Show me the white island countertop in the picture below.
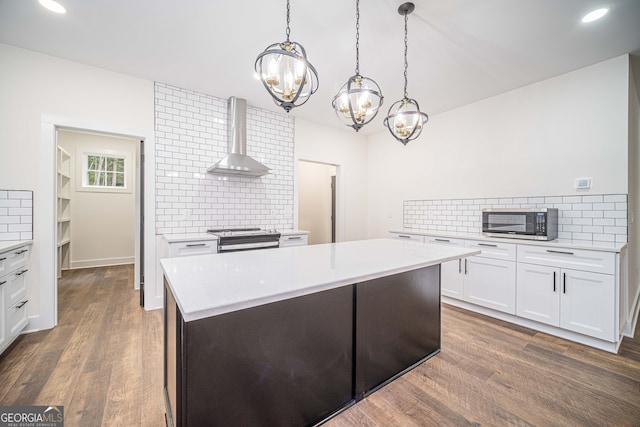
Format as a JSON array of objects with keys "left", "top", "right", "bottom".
[{"left": 161, "top": 238, "right": 480, "bottom": 322}]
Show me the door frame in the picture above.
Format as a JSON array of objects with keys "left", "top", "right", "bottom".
[
  {"left": 35, "top": 115, "right": 156, "bottom": 331},
  {"left": 294, "top": 155, "right": 344, "bottom": 243}
]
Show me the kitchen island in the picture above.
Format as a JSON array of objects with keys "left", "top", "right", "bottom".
[{"left": 161, "top": 238, "right": 479, "bottom": 426}]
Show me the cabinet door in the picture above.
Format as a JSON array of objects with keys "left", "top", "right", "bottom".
[
  {"left": 560, "top": 270, "right": 615, "bottom": 341},
  {"left": 441, "top": 259, "right": 464, "bottom": 299},
  {"left": 389, "top": 232, "right": 424, "bottom": 242},
  {"left": 464, "top": 257, "right": 516, "bottom": 314},
  {"left": 516, "top": 263, "right": 560, "bottom": 326},
  {"left": 425, "top": 237, "right": 465, "bottom": 299},
  {"left": 169, "top": 241, "right": 217, "bottom": 257}
]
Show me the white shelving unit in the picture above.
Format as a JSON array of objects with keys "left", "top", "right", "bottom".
[{"left": 57, "top": 146, "right": 71, "bottom": 278}]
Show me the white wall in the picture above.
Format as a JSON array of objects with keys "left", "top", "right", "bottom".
[
  {"left": 295, "top": 118, "right": 368, "bottom": 242},
  {"left": 298, "top": 161, "right": 336, "bottom": 245},
  {"left": 367, "top": 55, "right": 630, "bottom": 238},
  {"left": 0, "top": 43, "right": 155, "bottom": 330},
  {"left": 58, "top": 130, "right": 137, "bottom": 269}
]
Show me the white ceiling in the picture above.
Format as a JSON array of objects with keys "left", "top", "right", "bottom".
[{"left": 1, "top": 0, "right": 639, "bottom": 135}]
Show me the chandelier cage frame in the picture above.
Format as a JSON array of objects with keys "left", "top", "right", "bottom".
[
  {"left": 383, "top": 2, "right": 429, "bottom": 145},
  {"left": 254, "top": 0, "right": 319, "bottom": 113},
  {"left": 331, "top": 0, "right": 383, "bottom": 132}
]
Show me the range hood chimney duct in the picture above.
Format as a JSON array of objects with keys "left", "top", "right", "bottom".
[{"left": 207, "top": 97, "right": 271, "bottom": 177}]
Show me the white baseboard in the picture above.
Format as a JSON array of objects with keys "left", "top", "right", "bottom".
[
  {"left": 70, "top": 256, "right": 134, "bottom": 269},
  {"left": 624, "top": 284, "right": 640, "bottom": 338}
]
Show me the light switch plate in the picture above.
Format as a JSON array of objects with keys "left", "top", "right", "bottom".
[{"left": 575, "top": 178, "right": 592, "bottom": 190}]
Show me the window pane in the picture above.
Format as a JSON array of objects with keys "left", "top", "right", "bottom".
[
  {"left": 115, "top": 172, "right": 124, "bottom": 187},
  {"left": 116, "top": 158, "right": 124, "bottom": 173}
]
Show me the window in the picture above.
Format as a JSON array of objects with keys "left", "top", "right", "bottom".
[
  {"left": 86, "top": 154, "right": 125, "bottom": 188},
  {"left": 82, "top": 153, "right": 127, "bottom": 190}
]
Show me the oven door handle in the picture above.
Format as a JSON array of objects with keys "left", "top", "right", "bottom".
[{"left": 219, "top": 241, "right": 279, "bottom": 252}]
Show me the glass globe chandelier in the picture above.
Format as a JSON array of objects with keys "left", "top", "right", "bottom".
[
  {"left": 383, "top": 2, "right": 428, "bottom": 145},
  {"left": 255, "top": 0, "right": 319, "bottom": 113},
  {"left": 331, "top": 0, "right": 383, "bottom": 132}
]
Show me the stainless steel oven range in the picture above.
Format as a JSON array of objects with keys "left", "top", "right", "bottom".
[{"left": 207, "top": 228, "right": 281, "bottom": 252}]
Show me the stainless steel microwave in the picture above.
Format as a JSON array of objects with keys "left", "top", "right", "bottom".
[{"left": 482, "top": 208, "right": 558, "bottom": 241}]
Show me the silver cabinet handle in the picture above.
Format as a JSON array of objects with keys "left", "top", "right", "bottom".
[
  {"left": 458, "top": 258, "right": 462, "bottom": 274},
  {"left": 186, "top": 243, "right": 207, "bottom": 247},
  {"left": 0, "top": 281, "right": 6, "bottom": 286},
  {"left": 464, "top": 259, "right": 468, "bottom": 274},
  {"left": 14, "top": 249, "right": 28, "bottom": 254},
  {"left": 287, "top": 236, "right": 302, "bottom": 240},
  {"left": 553, "top": 271, "right": 557, "bottom": 292},
  {"left": 15, "top": 269, "right": 28, "bottom": 276},
  {"left": 16, "top": 300, "right": 28, "bottom": 309},
  {"left": 434, "top": 238, "right": 450, "bottom": 242},
  {"left": 478, "top": 243, "right": 497, "bottom": 247},
  {"left": 0, "top": 257, "right": 6, "bottom": 261},
  {"left": 547, "top": 249, "right": 574, "bottom": 255},
  {"left": 398, "top": 235, "right": 412, "bottom": 239}
]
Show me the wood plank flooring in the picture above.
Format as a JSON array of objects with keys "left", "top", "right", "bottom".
[{"left": 1, "top": 265, "right": 639, "bottom": 426}]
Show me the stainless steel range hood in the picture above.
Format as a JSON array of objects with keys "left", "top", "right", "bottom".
[{"left": 207, "top": 97, "right": 271, "bottom": 177}]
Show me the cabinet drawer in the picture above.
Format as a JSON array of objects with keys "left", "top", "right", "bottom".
[
  {"left": 465, "top": 240, "right": 516, "bottom": 261},
  {"left": 425, "top": 236, "right": 465, "bottom": 247},
  {"left": 0, "top": 246, "right": 30, "bottom": 277},
  {"left": 517, "top": 245, "right": 615, "bottom": 275},
  {"left": 389, "top": 232, "right": 424, "bottom": 242},
  {"left": 169, "top": 241, "right": 218, "bottom": 257},
  {"left": 2, "top": 268, "right": 28, "bottom": 309},
  {"left": 7, "top": 298, "right": 29, "bottom": 338},
  {"left": 280, "top": 235, "right": 308, "bottom": 247}
]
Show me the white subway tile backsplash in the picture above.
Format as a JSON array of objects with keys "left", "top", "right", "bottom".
[
  {"left": 0, "top": 190, "right": 33, "bottom": 241},
  {"left": 403, "top": 193, "right": 627, "bottom": 243},
  {"left": 155, "top": 83, "right": 294, "bottom": 233}
]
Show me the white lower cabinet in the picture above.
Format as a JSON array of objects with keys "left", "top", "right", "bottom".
[
  {"left": 279, "top": 234, "right": 309, "bottom": 247},
  {"left": 169, "top": 240, "right": 218, "bottom": 257},
  {"left": 517, "top": 262, "right": 615, "bottom": 341},
  {"left": 0, "top": 243, "right": 30, "bottom": 356},
  {"left": 425, "top": 237, "right": 464, "bottom": 298},
  {"left": 464, "top": 256, "right": 517, "bottom": 314},
  {"left": 390, "top": 230, "right": 623, "bottom": 351}
]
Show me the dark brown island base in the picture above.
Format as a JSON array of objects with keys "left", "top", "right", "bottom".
[{"left": 161, "top": 239, "right": 479, "bottom": 426}]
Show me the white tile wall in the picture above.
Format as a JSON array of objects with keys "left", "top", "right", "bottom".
[
  {"left": 404, "top": 194, "right": 628, "bottom": 243},
  {"left": 154, "top": 83, "right": 294, "bottom": 234},
  {"left": 0, "top": 190, "right": 33, "bottom": 241}
]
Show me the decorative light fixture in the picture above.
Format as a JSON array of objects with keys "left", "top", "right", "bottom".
[
  {"left": 331, "top": 0, "right": 383, "bottom": 132},
  {"left": 255, "top": 0, "right": 319, "bottom": 113},
  {"left": 383, "top": 2, "right": 428, "bottom": 145}
]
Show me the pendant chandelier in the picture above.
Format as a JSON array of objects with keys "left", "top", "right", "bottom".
[
  {"left": 331, "top": 0, "right": 383, "bottom": 132},
  {"left": 383, "top": 2, "right": 428, "bottom": 145},
  {"left": 255, "top": 0, "right": 319, "bottom": 113}
]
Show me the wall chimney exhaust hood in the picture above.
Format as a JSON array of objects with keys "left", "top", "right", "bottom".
[{"left": 207, "top": 97, "right": 271, "bottom": 177}]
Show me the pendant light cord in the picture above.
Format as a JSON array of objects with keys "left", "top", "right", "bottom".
[
  {"left": 355, "top": 0, "right": 360, "bottom": 75},
  {"left": 285, "top": 0, "right": 291, "bottom": 42},
  {"left": 403, "top": 10, "right": 409, "bottom": 99}
]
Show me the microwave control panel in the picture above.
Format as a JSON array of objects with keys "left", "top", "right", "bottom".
[{"left": 535, "top": 212, "right": 546, "bottom": 235}]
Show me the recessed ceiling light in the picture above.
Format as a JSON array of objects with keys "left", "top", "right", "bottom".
[
  {"left": 38, "top": 0, "right": 67, "bottom": 14},
  {"left": 581, "top": 7, "right": 610, "bottom": 23}
]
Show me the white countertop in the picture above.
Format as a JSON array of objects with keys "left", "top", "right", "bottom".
[
  {"left": 161, "top": 238, "right": 479, "bottom": 322},
  {"left": 162, "top": 229, "right": 309, "bottom": 244},
  {"left": 0, "top": 240, "right": 32, "bottom": 253},
  {"left": 390, "top": 229, "right": 627, "bottom": 253}
]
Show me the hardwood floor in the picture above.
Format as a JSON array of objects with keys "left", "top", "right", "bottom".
[
  {"left": 0, "top": 265, "right": 164, "bottom": 426},
  {"left": 1, "top": 265, "right": 639, "bottom": 426}
]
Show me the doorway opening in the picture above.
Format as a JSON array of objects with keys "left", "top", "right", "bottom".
[
  {"left": 55, "top": 129, "right": 144, "bottom": 303},
  {"left": 298, "top": 160, "right": 337, "bottom": 245}
]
